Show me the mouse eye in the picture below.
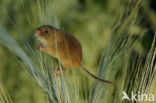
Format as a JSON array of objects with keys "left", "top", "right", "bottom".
[{"left": 44, "top": 30, "right": 48, "bottom": 33}]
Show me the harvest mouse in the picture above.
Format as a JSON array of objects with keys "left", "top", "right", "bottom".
[{"left": 34, "top": 25, "right": 115, "bottom": 87}]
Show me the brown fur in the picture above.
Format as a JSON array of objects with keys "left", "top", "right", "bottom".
[
  {"left": 35, "top": 25, "right": 82, "bottom": 68},
  {"left": 35, "top": 25, "right": 116, "bottom": 88}
]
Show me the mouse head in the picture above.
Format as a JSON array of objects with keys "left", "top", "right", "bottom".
[
  {"left": 35, "top": 25, "right": 55, "bottom": 39},
  {"left": 35, "top": 25, "right": 56, "bottom": 50}
]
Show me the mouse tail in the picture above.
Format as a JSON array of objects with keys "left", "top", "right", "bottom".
[{"left": 80, "top": 66, "right": 116, "bottom": 87}]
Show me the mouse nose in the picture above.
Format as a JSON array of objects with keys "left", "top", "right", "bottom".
[{"left": 35, "top": 30, "right": 40, "bottom": 36}]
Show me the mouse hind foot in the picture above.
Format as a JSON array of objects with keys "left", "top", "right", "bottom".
[{"left": 52, "top": 68, "right": 67, "bottom": 75}]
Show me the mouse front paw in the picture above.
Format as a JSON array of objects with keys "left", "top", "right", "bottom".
[
  {"left": 52, "top": 69, "right": 63, "bottom": 75},
  {"left": 37, "top": 45, "right": 41, "bottom": 50},
  {"left": 37, "top": 45, "right": 45, "bottom": 51}
]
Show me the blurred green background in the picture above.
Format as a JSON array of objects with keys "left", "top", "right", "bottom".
[{"left": 0, "top": 0, "right": 156, "bottom": 103}]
